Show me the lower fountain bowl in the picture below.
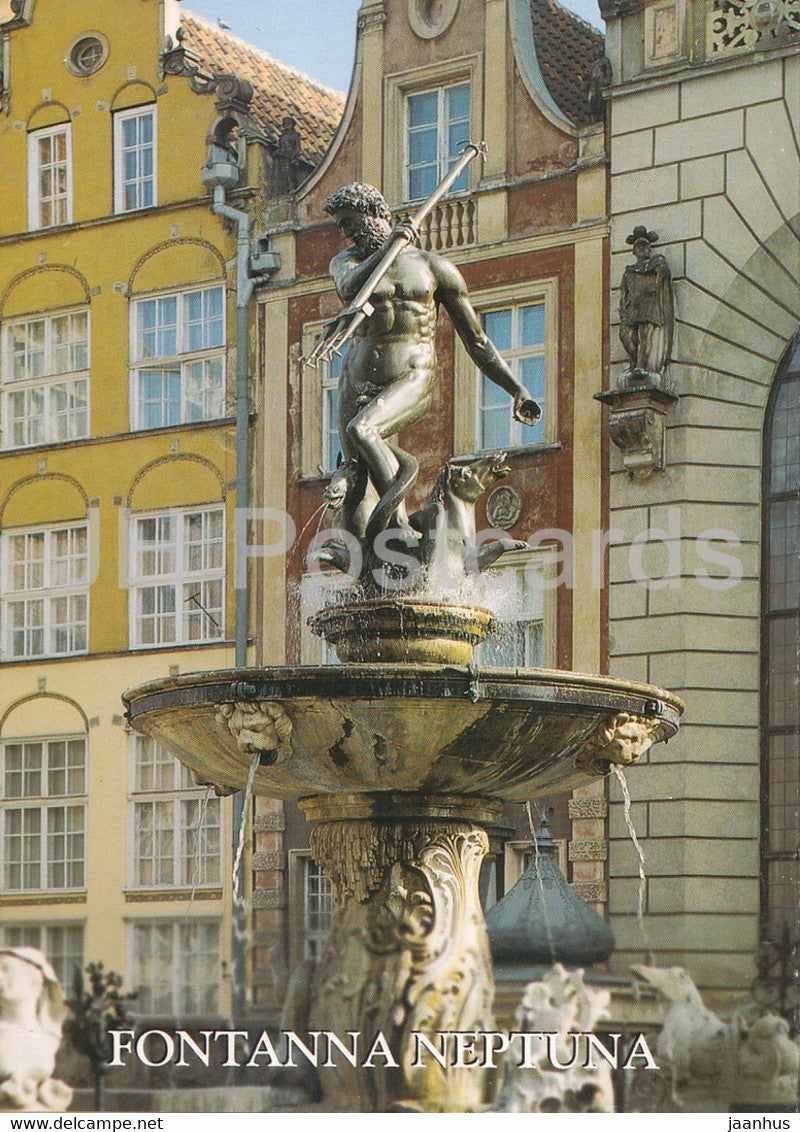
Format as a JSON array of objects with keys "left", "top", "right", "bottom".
[
  {"left": 308, "top": 599, "right": 493, "bottom": 664},
  {"left": 122, "top": 665, "right": 683, "bottom": 802}
]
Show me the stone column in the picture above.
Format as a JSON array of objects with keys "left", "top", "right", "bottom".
[{"left": 299, "top": 793, "right": 500, "bottom": 1112}]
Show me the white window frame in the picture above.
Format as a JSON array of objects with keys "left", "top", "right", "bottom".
[
  {"left": 114, "top": 104, "right": 157, "bottom": 214},
  {"left": 475, "top": 303, "right": 546, "bottom": 452},
  {"left": 128, "top": 505, "right": 225, "bottom": 649},
  {"left": 0, "top": 921, "right": 85, "bottom": 989},
  {"left": 128, "top": 735, "right": 221, "bottom": 890},
  {"left": 384, "top": 56, "right": 482, "bottom": 208},
  {"left": 288, "top": 849, "right": 333, "bottom": 967},
  {"left": 0, "top": 522, "right": 89, "bottom": 660},
  {"left": 1, "top": 307, "right": 90, "bottom": 450},
  {"left": 129, "top": 284, "right": 226, "bottom": 431},
  {"left": 404, "top": 80, "right": 471, "bottom": 203},
  {"left": 27, "top": 123, "right": 72, "bottom": 231},
  {"left": 300, "top": 321, "right": 343, "bottom": 478},
  {"left": 453, "top": 278, "right": 559, "bottom": 456},
  {"left": 0, "top": 735, "right": 87, "bottom": 894},
  {"left": 128, "top": 918, "right": 221, "bottom": 1017},
  {"left": 475, "top": 548, "right": 557, "bottom": 670},
  {"left": 320, "top": 352, "right": 343, "bottom": 476}
]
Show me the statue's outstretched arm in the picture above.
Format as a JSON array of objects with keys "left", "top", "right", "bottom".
[{"left": 435, "top": 257, "right": 541, "bottom": 426}]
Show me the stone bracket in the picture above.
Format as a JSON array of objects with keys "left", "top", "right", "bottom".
[{"left": 595, "top": 384, "right": 678, "bottom": 479}]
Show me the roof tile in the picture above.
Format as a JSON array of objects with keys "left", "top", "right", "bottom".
[
  {"left": 530, "top": 0, "right": 606, "bottom": 128},
  {"left": 180, "top": 10, "right": 345, "bottom": 166}
]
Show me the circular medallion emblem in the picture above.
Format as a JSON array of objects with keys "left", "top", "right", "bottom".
[
  {"left": 408, "top": 0, "right": 460, "bottom": 39},
  {"left": 486, "top": 485, "right": 523, "bottom": 530}
]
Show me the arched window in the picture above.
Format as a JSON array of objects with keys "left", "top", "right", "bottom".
[{"left": 761, "top": 330, "right": 800, "bottom": 947}]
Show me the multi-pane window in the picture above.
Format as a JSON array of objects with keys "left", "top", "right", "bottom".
[
  {"left": 405, "top": 82, "right": 470, "bottom": 201},
  {"left": 1, "top": 922, "right": 84, "bottom": 990},
  {"left": 477, "top": 303, "right": 546, "bottom": 450},
  {"left": 477, "top": 556, "right": 548, "bottom": 669},
  {"left": 28, "top": 124, "right": 71, "bottom": 230},
  {"left": 1, "top": 309, "right": 89, "bottom": 449},
  {"left": 0, "top": 737, "right": 87, "bottom": 893},
  {"left": 114, "top": 106, "right": 156, "bottom": 213},
  {"left": 129, "top": 507, "right": 225, "bottom": 647},
  {"left": 1, "top": 523, "right": 89, "bottom": 659},
  {"left": 762, "top": 336, "right": 799, "bottom": 944},
  {"left": 321, "top": 351, "right": 343, "bottom": 475},
  {"left": 302, "top": 856, "right": 333, "bottom": 961},
  {"left": 130, "top": 286, "right": 225, "bottom": 429},
  {"left": 130, "top": 735, "right": 221, "bottom": 889},
  {"left": 130, "top": 920, "right": 220, "bottom": 1016}
]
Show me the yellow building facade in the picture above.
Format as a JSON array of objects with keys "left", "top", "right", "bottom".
[{"left": 0, "top": 0, "right": 342, "bottom": 1021}]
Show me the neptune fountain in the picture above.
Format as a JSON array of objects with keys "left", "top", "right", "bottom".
[{"left": 122, "top": 157, "right": 683, "bottom": 1111}]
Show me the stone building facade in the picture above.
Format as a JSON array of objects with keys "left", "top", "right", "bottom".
[{"left": 601, "top": 0, "right": 799, "bottom": 1010}]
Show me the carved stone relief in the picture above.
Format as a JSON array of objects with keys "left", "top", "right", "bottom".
[
  {"left": 576, "top": 711, "right": 661, "bottom": 774},
  {"left": 215, "top": 701, "right": 293, "bottom": 764},
  {"left": 307, "top": 817, "right": 493, "bottom": 1111},
  {"left": 708, "top": 0, "right": 799, "bottom": 54},
  {"left": 486, "top": 485, "right": 523, "bottom": 530}
]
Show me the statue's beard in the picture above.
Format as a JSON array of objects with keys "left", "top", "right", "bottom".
[{"left": 352, "top": 216, "right": 390, "bottom": 257}]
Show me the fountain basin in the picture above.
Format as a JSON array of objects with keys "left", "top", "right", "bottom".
[
  {"left": 309, "top": 600, "right": 493, "bottom": 664},
  {"left": 122, "top": 665, "right": 683, "bottom": 801}
]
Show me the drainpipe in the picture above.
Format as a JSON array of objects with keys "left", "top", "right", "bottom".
[
  {"left": 212, "top": 181, "right": 254, "bottom": 1027},
  {"left": 206, "top": 162, "right": 279, "bottom": 1027},
  {"left": 212, "top": 182, "right": 254, "bottom": 670}
]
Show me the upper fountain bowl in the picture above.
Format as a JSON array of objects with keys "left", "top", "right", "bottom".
[{"left": 122, "top": 665, "right": 683, "bottom": 802}]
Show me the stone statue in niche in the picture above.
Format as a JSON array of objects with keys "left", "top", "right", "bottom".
[
  {"left": 275, "top": 116, "right": 306, "bottom": 192},
  {"left": 586, "top": 56, "right": 613, "bottom": 122},
  {"left": 0, "top": 948, "right": 72, "bottom": 1112},
  {"left": 618, "top": 225, "right": 674, "bottom": 388}
]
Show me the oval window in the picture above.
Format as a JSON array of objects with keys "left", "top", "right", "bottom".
[{"left": 66, "top": 34, "right": 108, "bottom": 77}]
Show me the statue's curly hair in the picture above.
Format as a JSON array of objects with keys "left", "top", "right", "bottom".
[{"left": 324, "top": 183, "right": 392, "bottom": 225}]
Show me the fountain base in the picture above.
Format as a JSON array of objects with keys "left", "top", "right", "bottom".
[{"left": 297, "top": 793, "right": 499, "bottom": 1111}]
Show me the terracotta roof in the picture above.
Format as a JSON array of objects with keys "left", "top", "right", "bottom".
[
  {"left": 180, "top": 10, "right": 345, "bottom": 166},
  {"left": 530, "top": 0, "right": 606, "bottom": 128}
]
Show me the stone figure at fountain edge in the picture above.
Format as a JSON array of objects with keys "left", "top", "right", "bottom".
[{"left": 316, "top": 182, "right": 541, "bottom": 562}]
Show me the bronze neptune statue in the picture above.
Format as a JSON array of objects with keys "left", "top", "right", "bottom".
[{"left": 308, "top": 150, "right": 539, "bottom": 588}]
